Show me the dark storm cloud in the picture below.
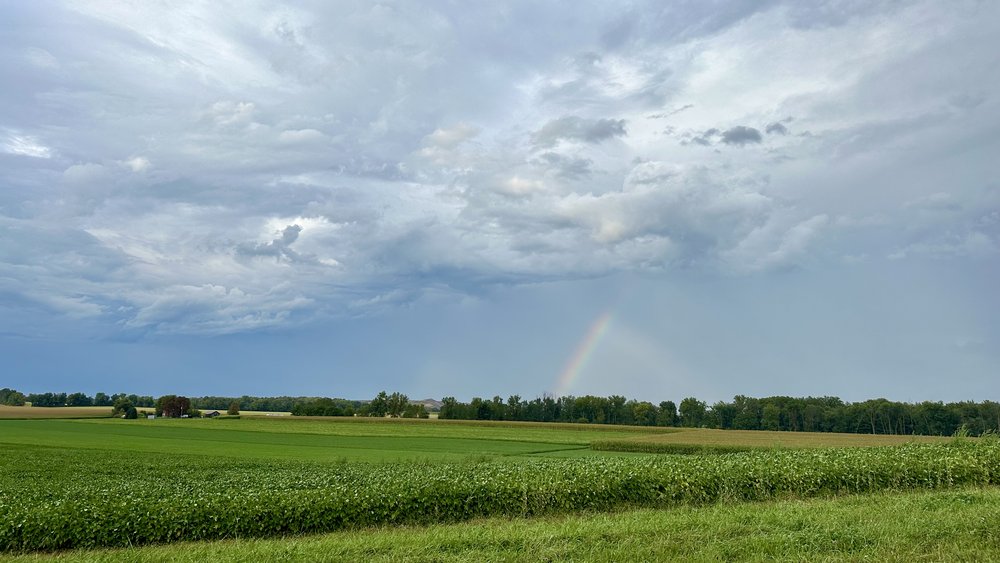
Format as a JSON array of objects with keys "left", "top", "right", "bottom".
[
  {"left": 687, "top": 128, "right": 720, "bottom": 146},
  {"left": 721, "top": 126, "right": 763, "bottom": 145}
]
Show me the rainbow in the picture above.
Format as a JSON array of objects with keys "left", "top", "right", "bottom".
[{"left": 551, "top": 310, "right": 613, "bottom": 397}]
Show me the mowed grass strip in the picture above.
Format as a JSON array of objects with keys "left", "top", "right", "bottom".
[
  {"left": 0, "top": 406, "right": 112, "bottom": 419},
  {"left": 0, "top": 419, "right": 589, "bottom": 462},
  {"left": 73, "top": 415, "right": 672, "bottom": 445},
  {"left": 5, "top": 487, "right": 999, "bottom": 562}
]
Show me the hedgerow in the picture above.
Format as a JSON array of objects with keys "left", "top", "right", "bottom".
[{"left": 1, "top": 441, "right": 998, "bottom": 552}]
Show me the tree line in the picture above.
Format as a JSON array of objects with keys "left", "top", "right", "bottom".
[
  {"left": 291, "top": 391, "right": 429, "bottom": 418},
  {"left": 0, "top": 388, "right": 429, "bottom": 419},
  {"left": 438, "top": 394, "right": 1000, "bottom": 436},
  {"left": 4, "top": 387, "right": 998, "bottom": 436},
  {"left": 0, "top": 390, "right": 156, "bottom": 408}
]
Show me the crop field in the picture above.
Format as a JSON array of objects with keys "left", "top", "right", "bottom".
[
  {"left": 592, "top": 426, "right": 950, "bottom": 454},
  {"left": 0, "top": 417, "right": 997, "bottom": 557},
  {"left": 4, "top": 487, "right": 999, "bottom": 562}
]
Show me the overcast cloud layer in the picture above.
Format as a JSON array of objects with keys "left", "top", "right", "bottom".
[{"left": 1, "top": 1, "right": 998, "bottom": 401}]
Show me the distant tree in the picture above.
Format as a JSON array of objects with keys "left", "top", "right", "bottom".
[
  {"left": 227, "top": 401, "right": 240, "bottom": 415},
  {"left": 123, "top": 406, "right": 138, "bottom": 419},
  {"left": 0, "top": 388, "right": 26, "bottom": 406},
  {"left": 761, "top": 403, "right": 782, "bottom": 430},
  {"left": 632, "top": 401, "right": 658, "bottom": 426},
  {"left": 438, "top": 397, "right": 459, "bottom": 419},
  {"left": 402, "top": 403, "right": 428, "bottom": 419},
  {"left": 112, "top": 398, "right": 134, "bottom": 417},
  {"left": 679, "top": 397, "right": 707, "bottom": 427},
  {"left": 710, "top": 401, "right": 737, "bottom": 429},
  {"left": 66, "top": 392, "right": 93, "bottom": 407},
  {"left": 608, "top": 395, "right": 628, "bottom": 425},
  {"left": 658, "top": 401, "right": 678, "bottom": 426},
  {"left": 367, "top": 391, "right": 389, "bottom": 417},
  {"left": 386, "top": 392, "right": 409, "bottom": 418},
  {"left": 156, "top": 395, "right": 191, "bottom": 418},
  {"left": 93, "top": 392, "right": 112, "bottom": 407},
  {"left": 731, "top": 395, "right": 762, "bottom": 430},
  {"left": 506, "top": 395, "right": 523, "bottom": 420}
]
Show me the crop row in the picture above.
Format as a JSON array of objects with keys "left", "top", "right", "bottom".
[
  {"left": 1, "top": 441, "right": 999, "bottom": 552},
  {"left": 590, "top": 440, "right": 756, "bottom": 455}
]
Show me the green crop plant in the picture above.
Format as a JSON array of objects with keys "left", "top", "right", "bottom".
[{"left": 1, "top": 441, "right": 999, "bottom": 552}]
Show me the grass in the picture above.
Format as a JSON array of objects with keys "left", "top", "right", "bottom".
[
  {"left": 0, "top": 417, "right": 960, "bottom": 463},
  {"left": 4, "top": 487, "right": 998, "bottom": 562},
  {"left": 70, "top": 416, "right": 675, "bottom": 447},
  {"left": 0, "top": 406, "right": 112, "bottom": 419},
  {"left": 0, "top": 419, "right": 601, "bottom": 462}
]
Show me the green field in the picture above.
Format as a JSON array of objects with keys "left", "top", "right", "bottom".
[
  {"left": 1, "top": 416, "right": 998, "bottom": 558},
  {"left": 4, "top": 487, "right": 998, "bottom": 562},
  {"left": 0, "top": 419, "right": 606, "bottom": 462},
  {"left": 0, "top": 406, "right": 114, "bottom": 419}
]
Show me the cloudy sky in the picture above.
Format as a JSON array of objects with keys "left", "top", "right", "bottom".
[{"left": 1, "top": 1, "right": 997, "bottom": 402}]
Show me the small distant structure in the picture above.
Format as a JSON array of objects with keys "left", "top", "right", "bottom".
[
  {"left": 147, "top": 414, "right": 155, "bottom": 420},
  {"left": 204, "top": 411, "right": 220, "bottom": 418}
]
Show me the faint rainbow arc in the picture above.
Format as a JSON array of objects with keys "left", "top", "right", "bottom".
[{"left": 551, "top": 310, "right": 614, "bottom": 397}]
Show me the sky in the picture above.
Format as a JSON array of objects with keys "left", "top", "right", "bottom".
[{"left": 1, "top": 1, "right": 998, "bottom": 403}]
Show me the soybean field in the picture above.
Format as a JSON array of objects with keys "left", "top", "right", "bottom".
[{"left": 0, "top": 416, "right": 997, "bottom": 559}]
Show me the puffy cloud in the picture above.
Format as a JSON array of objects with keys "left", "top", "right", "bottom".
[
  {"left": 765, "top": 122, "right": 789, "bottom": 135},
  {"left": 685, "top": 126, "right": 764, "bottom": 147},
  {"left": 0, "top": 0, "right": 998, "bottom": 338},
  {"left": 721, "top": 126, "right": 763, "bottom": 145}
]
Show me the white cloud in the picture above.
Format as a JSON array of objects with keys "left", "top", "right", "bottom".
[
  {"left": 424, "top": 123, "right": 480, "bottom": 149},
  {"left": 278, "top": 129, "right": 326, "bottom": 144},
  {"left": 62, "top": 163, "right": 107, "bottom": 184},
  {"left": 1, "top": 0, "right": 998, "bottom": 337},
  {"left": 123, "top": 156, "right": 151, "bottom": 173},
  {"left": 2, "top": 133, "right": 51, "bottom": 158}
]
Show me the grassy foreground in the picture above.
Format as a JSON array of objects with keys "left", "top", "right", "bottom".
[{"left": 5, "top": 487, "right": 999, "bottom": 562}]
